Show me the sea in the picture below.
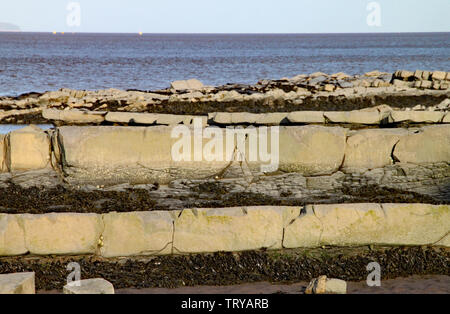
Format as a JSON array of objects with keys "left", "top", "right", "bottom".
[{"left": 0, "top": 32, "right": 449, "bottom": 97}]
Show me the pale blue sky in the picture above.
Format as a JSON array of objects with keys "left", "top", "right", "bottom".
[{"left": 1, "top": 0, "right": 449, "bottom": 33}]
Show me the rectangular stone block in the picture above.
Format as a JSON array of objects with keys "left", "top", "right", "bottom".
[
  {"left": 343, "top": 129, "right": 410, "bottom": 171},
  {"left": 6, "top": 125, "right": 50, "bottom": 171},
  {"left": 105, "top": 112, "right": 207, "bottom": 126},
  {"left": 432, "top": 71, "right": 446, "bottom": 81},
  {"left": 100, "top": 211, "right": 177, "bottom": 257},
  {"left": 0, "top": 272, "right": 35, "bottom": 294},
  {"left": 173, "top": 206, "right": 299, "bottom": 253},
  {"left": 324, "top": 110, "right": 383, "bottom": 124},
  {"left": 381, "top": 204, "right": 450, "bottom": 246},
  {"left": 58, "top": 126, "right": 230, "bottom": 184},
  {"left": 284, "top": 204, "right": 385, "bottom": 248},
  {"left": 287, "top": 111, "right": 325, "bottom": 123},
  {"left": 284, "top": 203, "right": 450, "bottom": 248},
  {"left": 283, "top": 205, "right": 322, "bottom": 248},
  {"left": 0, "top": 214, "right": 27, "bottom": 256},
  {"left": 276, "top": 126, "right": 347, "bottom": 175},
  {"left": 391, "top": 111, "right": 445, "bottom": 123},
  {"left": 20, "top": 213, "right": 103, "bottom": 255},
  {"left": 255, "top": 113, "right": 287, "bottom": 125},
  {"left": 393, "top": 125, "right": 450, "bottom": 164},
  {"left": 43, "top": 108, "right": 105, "bottom": 124}
]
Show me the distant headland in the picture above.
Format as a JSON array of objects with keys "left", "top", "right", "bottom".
[{"left": 0, "top": 22, "right": 21, "bottom": 32}]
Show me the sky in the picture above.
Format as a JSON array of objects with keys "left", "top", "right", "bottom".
[{"left": 0, "top": 0, "right": 449, "bottom": 33}]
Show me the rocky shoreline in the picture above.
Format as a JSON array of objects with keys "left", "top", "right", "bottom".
[
  {"left": 0, "top": 70, "right": 449, "bottom": 125},
  {"left": 1, "top": 70, "right": 449, "bottom": 291}
]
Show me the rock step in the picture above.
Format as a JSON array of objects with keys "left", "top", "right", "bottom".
[
  {"left": 40, "top": 106, "right": 450, "bottom": 125},
  {"left": 0, "top": 204, "right": 448, "bottom": 257},
  {"left": 0, "top": 272, "right": 35, "bottom": 294},
  {"left": 1, "top": 124, "right": 449, "bottom": 186}
]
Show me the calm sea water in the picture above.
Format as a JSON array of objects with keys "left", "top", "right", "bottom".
[{"left": 0, "top": 32, "right": 449, "bottom": 96}]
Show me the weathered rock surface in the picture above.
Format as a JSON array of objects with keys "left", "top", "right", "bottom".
[
  {"left": 343, "top": 129, "right": 410, "bottom": 171},
  {"left": 63, "top": 278, "right": 114, "bottom": 294},
  {"left": 284, "top": 203, "right": 450, "bottom": 248},
  {"left": 0, "top": 70, "right": 448, "bottom": 125},
  {"left": 173, "top": 206, "right": 299, "bottom": 253},
  {"left": 0, "top": 214, "right": 27, "bottom": 256},
  {"left": 170, "top": 79, "right": 204, "bottom": 91},
  {"left": 305, "top": 275, "right": 347, "bottom": 294},
  {"left": 101, "top": 211, "right": 177, "bottom": 257},
  {"left": 43, "top": 108, "right": 105, "bottom": 124},
  {"left": 0, "top": 204, "right": 448, "bottom": 257},
  {"left": 393, "top": 125, "right": 450, "bottom": 164},
  {"left": 277, "top": 126, "right": 347, "bottom": 175},
  {"left": 6, "top": 125, "right": 50, "bottom": 171},
  {"left": 0, "top": 272, "right": 35, "bottom": 294},
  {"left": 20, "top": 213, "right": 103, "bottom": 255}
]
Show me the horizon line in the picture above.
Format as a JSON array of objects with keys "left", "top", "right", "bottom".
[{"left": 1, "top": 31, "right": 450, "bottom": 35}]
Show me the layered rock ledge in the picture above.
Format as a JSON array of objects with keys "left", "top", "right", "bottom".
[
  {"left": 1, "top": 204, "right": 448, "bottom": 257},
  {"left": 0, "top": 123, "right": 448, "bottom": 210},
  {"left": 0, "top": 71, "right": 449, "bottom": 289},
  {"left": 0, "top": 70, "right": 449, "bottom": 125}
]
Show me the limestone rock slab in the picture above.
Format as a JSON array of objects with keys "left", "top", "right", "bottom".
[
  {"left": 284, "top": 203, "right": 450, "bottom": 248},
  {"left": 0, "top": 272, "right": 35, "bottom": 294},
  {"left": 0, "top": 214, "right": 27, "bottom": 256},
  {"left": 171, "top": 79, "right": 204, "bottom": 91},
  {"left": 20, "top": 213, "right": 103, "bottom": 255},
  {"left": 100, "top": 211, "right": 177, "bottom": 257},
  {"left": 287, "top": 111, "right": 325, "bottom": 124},
  {"left": 393, "top": 125, "right": 450, "bottom": 164},
  {"left": 277, "top": 126, "right": 347, "bottom": 175},
  {"left": 391, "top": 111, "right": 445, "bottom": 123},
  {"left": 43, "top": 108, "right": 105, "bottom": 124},
  {"left": 6, "top": 125, "right": 50, "bottom": 171},
  {"left": 63, "top": 278, "right": 114, "bottom": 294},
  {"left": 343, "top": 129, "right": 410, "bottom": 170},
  {"left": 173, "top": 206, "right": 300, "bottom": 253},
  {"left": 58, "top": 126, "right": 229, "bottom": 184},
  {"left": 380, "top": 204, "right": 450, "bottom": 246}
]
